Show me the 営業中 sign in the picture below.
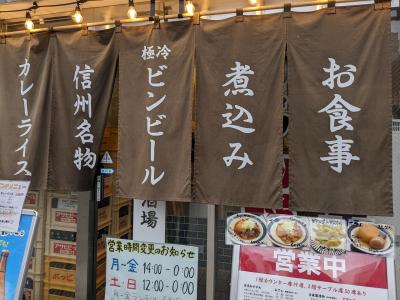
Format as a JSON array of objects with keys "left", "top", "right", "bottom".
[
  {"left": 106, "top": 238, "right": 198, "bottom": 300},
  {"left": 133, "top": 199, "right": 166, "bottom": 243},
  {"left": 0, "top": 180, "right": 30, "bottom": 232},
  {"left": 230, "top": 245, "right": 396, "bottom": 300}
]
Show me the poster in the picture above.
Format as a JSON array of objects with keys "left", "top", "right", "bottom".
[
  {"left": 106, "top": 238, "right": 198, "bottom": 300},
  {"left": 133, "top": 199, "right": 166, "bottom": 243},
  {"left": 0, "top": 180, "right": 30, "bottom": 232},
  {"left": 0, "top": 211, "right": 37, "bottom": 300},
  {"left": 231, "top": 246, "right": 396, "bottom": 300}
]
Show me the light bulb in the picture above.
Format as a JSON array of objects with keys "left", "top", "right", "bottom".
[
  {"left": 25, "top": 12, "right": 34, "bottom": 30},
  {"left": 185, "top": 0, "right": 195, "bottom": 16},
  {"left": 248, "top": 0, "right": 258, "bottom": 5},
  {"left": 127, "top": 5, "right": 137, "bottom": 19},
  {"left": 72, "top": 5, "right": 83, "bottom": 23}
]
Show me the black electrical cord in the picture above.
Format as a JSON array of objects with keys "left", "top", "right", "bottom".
[{"left": 0, "top": 0, "right": 101, "bottom": 14}]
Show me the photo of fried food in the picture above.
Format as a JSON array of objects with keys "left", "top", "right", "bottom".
[
  {"left": 276, "top": 221, "right": 303, "bottom": 244},
  {"left": 233, "top": 218, "right": 261, "bottom": 240}
]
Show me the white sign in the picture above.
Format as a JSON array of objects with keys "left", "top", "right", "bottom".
[
  {"left": 106, "top": 238, "right": 198, "bottom": 300},
  {"left": 133, "top": 199, "right": 166, "bottom": 243},
  {"left": 0, "top": 180, "right": 30, "bottom": 232},
  {"left": 101, "top": 151, "right": 113, "bottom": 164},
  {"left": 238, "top": 271, "right": 388, "bottom": 300}
]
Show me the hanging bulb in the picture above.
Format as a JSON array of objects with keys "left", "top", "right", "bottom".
[
  {"left": 248, "top": 0, "right": 258, "bottom": 5},
  {"left": 127, "top": 0, "right": 137, "bottom": 19},
  {"left": 25, "top": 11, "right": 34, "bottom": 30},
  {"left": 185, "top": 0, "right": 195, "bottom": 16},
  {"left": 72, "top": 4, "right": 83, "bottom": 24}
]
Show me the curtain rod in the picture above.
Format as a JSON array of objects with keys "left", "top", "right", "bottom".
[{"left": 0, "top": 0, "right": 389, "bottom": 37}]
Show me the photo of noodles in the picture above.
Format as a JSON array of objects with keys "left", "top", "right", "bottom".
[{"left": 313, "top": 223, "right": 345, "bottom": 248}]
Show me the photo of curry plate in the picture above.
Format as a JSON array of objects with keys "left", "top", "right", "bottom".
[
  {"left": 266, "top": 216, "right": 309, "bottom": 248},
  {"left": 347, "top": 221, "right": 394, "bottom": 255},
  {"left": 227, "top": 213, "right": 267, "bottom": 245}
]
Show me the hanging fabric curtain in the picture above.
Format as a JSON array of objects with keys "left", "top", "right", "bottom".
[
  {"left": 0, "top": 33, "right": 52, "bottom": 189},
  {"left": 117, "top": 20, "right": 194, "bottom": 201},
  {"left": 194, "top": 14, "right": 285, "bottom": 207},
  {"left": 48, "top": 29, "right": 118, "bottom": 190},
  {"left": 287, "top": 5, "right": 392, "bottom": 215}
]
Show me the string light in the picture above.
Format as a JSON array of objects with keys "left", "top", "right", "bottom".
[
  {"left": 25, "top": 11, "right": 34, "bottom": 30},
  {"left": 127, "top": 0, "right": 137, "bottom": 19},
  {"left": 72, "top": 3, "right": 83, "bottom": 23},
  {"left": 185, "top": 0, "right": 195, "bottom": 16}
]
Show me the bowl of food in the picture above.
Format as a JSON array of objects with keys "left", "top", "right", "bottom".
[
  {"left": 310, "top": 218, "right": 346, "bottom": 255},
  {"left": 267, "top": 216, "right": 309, "bottom": 248},
  {"left": 227, "top": 213, "right": 267, "bottom": 245},
  {"left": 347, "top": 221, "right": 394, "bottom": 255}
]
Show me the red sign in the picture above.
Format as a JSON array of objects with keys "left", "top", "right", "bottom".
[
  {"left": 236, "top": 246, "right": 390, "bottom": 300},
  {"left": 53, "top": 243, "right": 77, "bottom": 256},
  {"left": 55, "top": 211, "right": 77, "bottom": 224},
  {"left": 25, "top": 193, "right": 37, "bottom": 206},
  {"left": 240, "top": 246, "right": 387, "bottom": 289}
]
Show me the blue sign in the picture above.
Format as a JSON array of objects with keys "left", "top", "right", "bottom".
[{"left": 0, "top": 211, "right": 37, "bottom": 300}]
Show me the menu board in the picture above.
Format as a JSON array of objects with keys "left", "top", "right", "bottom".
[
  {"left": 230, "top": 245, "right": 396, "bottom": 300},
  {"left": 0, "top": 180, "right": 30, "bottom": 232},
  {"left": 106, "top": 238, "right": 198, "bottom": 300}
]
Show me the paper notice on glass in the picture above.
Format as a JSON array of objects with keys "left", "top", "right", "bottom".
[
  {"left": 106, "top": 238, "right": 198, "bottom": 300},
  {"left": 133, "top": 199, "right": 166, "bottom": 243},
  {"left": 0, "top": 180, "right": 30, "bottom": 232}
]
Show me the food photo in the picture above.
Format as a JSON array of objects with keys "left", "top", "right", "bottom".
[
  {"left": 347, "top": 221, "right": 394, "bottom": 255},
  {"left": 266, "top": 216, "right": 309, "bottom": 248}
]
